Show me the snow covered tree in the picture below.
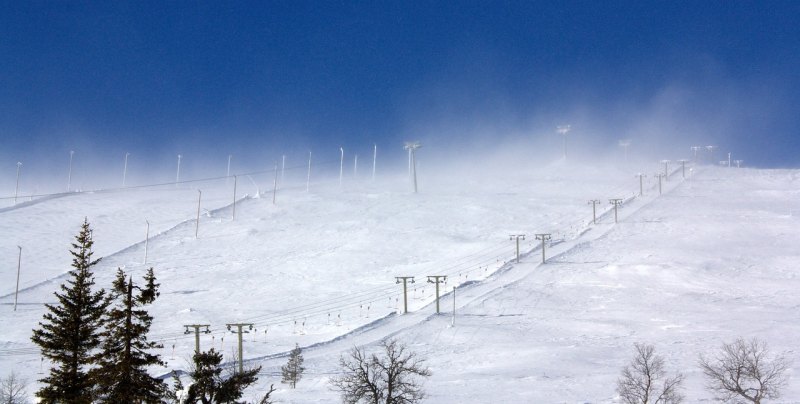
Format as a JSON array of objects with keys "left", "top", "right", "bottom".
[
  {"left": 31, "top": 219, "right": 109, "bottom": 403},
  {"left": 0, "top": 372, "right": 29, "bottom": 404},
  {"left": 699, "top": 337, "right": 789, "bottom": 404},
  {"left": 182, "top": 348, "right": 260, "bottom": 404},
  {"left": 162, "top": 372, "right": 185, "bottom": 404},
  {"left": 330, "top": 339, "right": 431, "bottom": 404},
  {"left": 616, "top": 343, "right": 684, "bottom": 404},
  {"left": 95, "top": 267, "right": 165, "bottom": 403},
  {"left": 281, "top": 343, "right": 304, "bottom": 388}
]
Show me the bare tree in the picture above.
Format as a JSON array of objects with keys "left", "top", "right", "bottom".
[
  {"left": 257, "top": 384, "right": 276, "bottom": 404},
  {"left": 0, "top": 372, "right": 29, "bottom": 404},
  {"left": 617, "top": 343, "right": 684, "bottom": 404},
  {"left": 699, "top": 337, "right": 790, "bottom": 403},
  {"left": 330, "top": 339, "right": 431, "bottom": 404}
]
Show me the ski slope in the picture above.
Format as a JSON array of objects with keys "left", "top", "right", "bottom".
[{"left": 1, "top": 161, "right": 798, "bottom": 403}]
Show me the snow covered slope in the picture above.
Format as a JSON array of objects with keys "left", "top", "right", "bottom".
[{"left": 2, "top": 163, "right": 798, "bottom": 403}]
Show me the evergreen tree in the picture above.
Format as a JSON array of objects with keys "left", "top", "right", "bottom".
[
  {"left": 183, "top": 349, "right": 260, "bottom": 404},
  {"left": 95, "top": 267, "right": 165, "bottom": 403},
  {"left": 281, "top": 344, "right": 304, "bottom": 389},
  {"left": 163, "top": 372, "right": 185, "bottom": 404},
  {"left": 31, "top": 219, "right": 109, "bottom": 403}
]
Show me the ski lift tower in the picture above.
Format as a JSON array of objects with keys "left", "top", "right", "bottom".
[
  {"left": 403, "top": 141, "right": 421, "bottom": 193},
  {"left": 618, "top": 140, "right": 631, "bottom": 164},
  {"left": 705, "top": 145, "right": 717, "bottom": 165},
  {"left": 691, "top": 146, "right": 702, "bottom": 163},
  {"left": 557, "top": 125, "right": 571, "bottom": 160}
]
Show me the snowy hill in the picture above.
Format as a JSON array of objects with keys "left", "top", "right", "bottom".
[{"left": 1, "top": 161, "right": 798, "bottom": 403}]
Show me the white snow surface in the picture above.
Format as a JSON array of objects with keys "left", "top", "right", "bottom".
[{"left": 1, "top": 163, "right": 799, "bottom": 403}]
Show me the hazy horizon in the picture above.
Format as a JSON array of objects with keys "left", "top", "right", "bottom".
[{"left": 3, "top": 2, "right": 799, "bottom": 195}]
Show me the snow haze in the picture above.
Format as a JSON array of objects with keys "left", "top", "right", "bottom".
[{"left": 1, "top": 148, "right": 799, "bottom": 402}]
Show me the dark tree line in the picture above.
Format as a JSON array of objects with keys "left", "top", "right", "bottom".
[{"left": 29, "top": 219, "right": 263, "bottom": 403}]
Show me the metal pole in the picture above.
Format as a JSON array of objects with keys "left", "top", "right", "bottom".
[
  {"left": 395, "top": 276, "right": 414, "bottom": 314},
  {"left": 238, "top": 328, "right": 243, "bottom": 373},
  {"left": 706, "top": 146, "right": 716, "bottom": 165},
  {"left": 232, "top": 175, "right": 238, "bottom": 220},
  {"left": 372, "top": 144, "right": 377, "bottom": 182},
  {"left": 306, "top": 151, "right": 311, "bottom": 192},
  {"left": 123, "top": 152, "right": 130, "bottom": 187},
  {"left": 226, "top": 323, "right": 253, "bottom": 374},
  {"left": 542, "top": 238, "right": 545, "bottom": 263},
  {"left": 557, "top": 125, "right": 570, "bottom": 160},
  {"left": 427, "top": 276, "right": 447, "bottom": 314},
  {"left": 691, "top": 146, "right": 700, "bottom": 163},
  {"left": 404, "top": 142, "right": 421, "bottom": 192},
  {"left": 404, "top": 281, "right": 408, "bottom": 313},
  {"left": 509, "top": 235, "right": 525, "bottom": 263},
  {"left": 339, "top": 147, "right": 344, "bottom": 186},
  {"left": 407, "top": 148, "right": 412, "bottom": 177},
  {"left": 619, "top": 140, "right": 630, "bottom": 163},
  {"left": 435, "top": 279, "right": 439, "bottom": 313},
  {"left": 452, "top": 286, "right": 456, "bottom": 326},
  {"left": 227, "top": 154, "right": 232, "bottom": 182},
  {"left": 510, "top": 235, "right": 516, "bottom": 263},
  {"left": 354, "top": 155, "right": 358, "bottom": 177},
  {"left": 184, "top": 324, "right": 210, "bottom": 354},
  {"left": 535, "top": 234, "right": 551, "bottom": 264},
  {"left": 195, "top": 190, "right": 201, "bottom": 238},
  {"left": 176, "top": 154, "right": 182, "bottom": 185},
  {"left": 588, "top": 200, "right": 600, "bottom": 224},
  {"left": 14, "top": 162, "right": 21, "bottom": 205},
  {"left": 144, "top": 220, "right": 150, "bottom": 265},
  {"left": 281, "top": 155, "right": 286, "bottom": 183},
  {"left": 637, "top": 173, "right": 646, "bottom": 196},
  {"left": 639, "top": 174, "right": 645, "bottom": 196},
  {"left": 412, "top": 149, "right": 418, "bottom": 193},
  {"left": 67, "top": 150, "right": 74, "bottom": 191},
  {"left": 14, "top": 246, "right": 21, "bottom": 311},
  {"left": 609, "top": 199, "right": 623, "bottom": 223},
  {"left": 272, "top": 163, "right": 278, "bottom": 205}
]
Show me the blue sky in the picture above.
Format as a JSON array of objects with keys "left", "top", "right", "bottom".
[{"left": 2, "top": 1, "right": 799, "bottom": 172}]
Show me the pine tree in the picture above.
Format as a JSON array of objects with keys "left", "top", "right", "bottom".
[
  {"left": 183, "top": 349, "right": 260, "bottom": 404},
  {"left": 281, "top": 344, "right": 304, "bottom": 389},
  {"left": 95, "top": 267, "right": 165, "bottom": 403},
  {"left": 31, "top": 219, "right": 109, "bottom": 404}
]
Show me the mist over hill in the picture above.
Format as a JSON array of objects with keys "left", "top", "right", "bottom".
[{"left": 1, "top": 150, "right": 798, "bottom": 402}]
